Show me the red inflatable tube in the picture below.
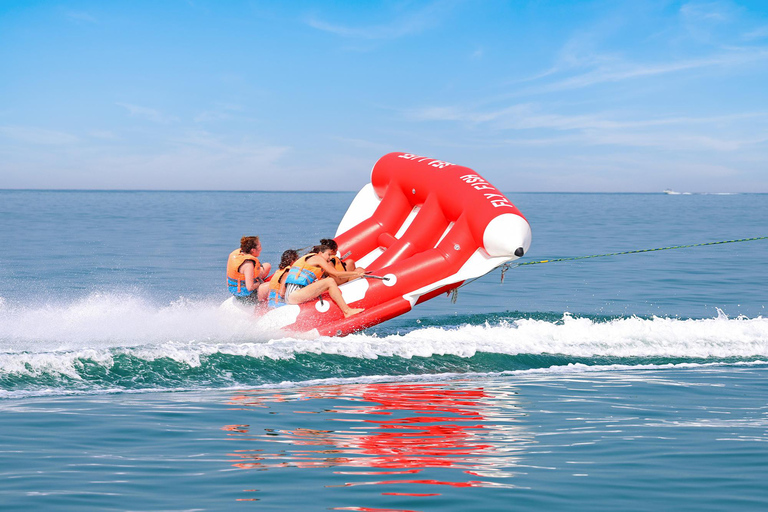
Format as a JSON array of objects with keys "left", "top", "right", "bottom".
[{"left": 259, "top": 152, "right": 532, "bottom": 336}]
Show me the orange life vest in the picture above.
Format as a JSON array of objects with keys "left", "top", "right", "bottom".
[
  {"left": 284, "top": 254, "right": 324, "bottom": 288},
  {"left": 226, "top": 249, "right": 261, "bottom": 296},
  {"left": 267, "top": 267, "right": 291, "bottom": 308},
  {"left": 330, "top": 255, "right": 347, "bottom": 272}
]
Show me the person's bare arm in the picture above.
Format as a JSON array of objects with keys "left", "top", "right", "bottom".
[
  {"left": 313, "top": 257, "right": 365, "bottom": 280},
  {"left": 241, "top": 261, "right": 259, "bottom": 292}
]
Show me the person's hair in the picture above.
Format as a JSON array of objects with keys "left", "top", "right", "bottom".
[
  {"left": 279, "top": 249, "right": 299, "bottom": 269},
  {"left": 311, "top": 244, "right": 332, "bottom": 254},
  {"left": 320, "top": 238, "right": 338, "bottom": 251},
  {"left": 240, "top": 236, "right": 260, "bottom": 253}
]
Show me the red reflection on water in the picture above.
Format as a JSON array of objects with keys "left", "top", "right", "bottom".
[
  {"left": 225, "top": 383, "right": 494, "bottom": 472},
  {"left": 343, "top": 383, "right": 491, "bottom": 469},
  {"left": 334, "top": 470, "right": 422, "bottom": 475},
  {"left": 332, "top": 508, "right": 420, "bottom": 512},
  {"left": 223, "top": 381, "right": 526, "bottom": 504},
  {"left": 335, "top": 479, "right": 486, "bottom": 489},
  {"left": 381, "top": 493, "right": 440, "bottom": 497},
  {"left": 221, "top": 424, "right": 249, "bottom": 433}
]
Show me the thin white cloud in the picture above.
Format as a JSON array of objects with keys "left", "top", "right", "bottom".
[
  {"left": 0, "top": 128, "right": 292, "bottom": 190},
  {"left": 743, "top": 25, "right": 768, "bottom": 40},
  {"left": 116, "top": 103, "right": 177, "bottom": 124},
  {"left": 475, "top": 130, "right": 763, "bottom": 153},
  {"left": 453, "top": 41, "right": 768, "bottom": 113},
  {"left": 65, "top": 11, "right": 98, "bottom": 24},
  {"left": 680, "top": 1, "right": 734, "bottom": 23},
  {"left": 403, "top": 100, "right": 768, "bottom": 152},
  {"left": 193, "top": 103, "right": 244, "bottom": 123},
  {"left": 577, "top": 130, "right": 756, "bottom": 152},
  {"left": 0, "top": 125, "right": 79, "bottom": 145},
  {"left": 527, "top": 48, "right": 768, "bottom": 95},
  {"left": 194, "top": 111, "right": 233, "bottom": 123},
  {"left": 493, "top": 154, "right": 749, "bottom": 193},
  {"left": 491, "top": 0, "right": 768, "bottom": 100},
  {"left": 406, "top": 105, "right": 470, "bottom": 122},
  {"left": 306, "top": 0, "right": 460, "bottom": 40},
  {"left": 331, "top": 136, "right": 393, "bottom": 151},
  {"left": 170, "top": 130, "right": 286, "bottom": 154},
  {"left": 89, "top": 130, "right": 120, "bottom": 140}
]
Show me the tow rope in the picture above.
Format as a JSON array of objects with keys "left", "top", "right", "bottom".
[
  {"left": 450, "top": 235, "right": 768, "bottom": 298},
  {"left": 348, "top": 235, "right": 765, "bottom": 302},
  {"left": 509, "top": 235, "right": 766, "bottom": 268}
]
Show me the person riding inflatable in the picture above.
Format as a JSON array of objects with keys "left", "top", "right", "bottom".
[
  {"left": 284, "top": 244, "right": 365, "bottom": 318},
  {"left": 267, "top": 249, "right": 299, "bottom": 309},
  {"left": 319, "top": 238, "right": 362, "bottom": 284},
  {"left": 226, "top": 236, "right": 272, "bottom": 304}
]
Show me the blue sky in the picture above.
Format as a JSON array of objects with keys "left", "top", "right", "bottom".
[{"left": 1, "top": 0, "right": 767, "bottom": 192}]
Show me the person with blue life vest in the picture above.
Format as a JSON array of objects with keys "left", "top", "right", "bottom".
[
  {"left": 227, "top": 236, "right": 272, "bottom": 304},
  {"left": 284, "top": 244, "right": 365, "bottom": 317},
  {"left": 266, "top": 249, "right": 299, "bottom": 309}
]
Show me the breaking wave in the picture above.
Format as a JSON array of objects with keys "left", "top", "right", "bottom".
[{"left": 1, "top": 293, "right": 766, "bottom": 399}]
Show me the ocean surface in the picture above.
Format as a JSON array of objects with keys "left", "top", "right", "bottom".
[{"left": 1, "top": 189, "right": 767, "bottom": 511}]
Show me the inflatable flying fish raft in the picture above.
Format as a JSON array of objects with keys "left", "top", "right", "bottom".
[{"left": 247, "top": 152, "right": 531, "bottom": 336}]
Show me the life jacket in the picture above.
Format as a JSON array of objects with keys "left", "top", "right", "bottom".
[
  {"left": 226, "top": 249, "right": 261, "bottom": 297},
  {"left": 267, "top": 267, "right": 291, "bottom": 308},
  {"left": 330, "top": 255, "right": 347, "bottom": 272},
  {"left": 284, "top": 253, "right": 324, "bottom": 288}
]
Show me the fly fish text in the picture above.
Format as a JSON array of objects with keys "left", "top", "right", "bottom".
[
  {"left": 397, "top": 153, "right": 454, "bottom": 169},
  {"left": 459, "top": 174, "right": 516, "bottom": 208}
]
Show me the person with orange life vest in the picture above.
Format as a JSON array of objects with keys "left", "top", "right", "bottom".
[
  {"left": 227, "top": 236, "right": 272, "bottom": 304},
  {"left": 267, "top": 249, "right": 299, "bottom": 309},
  {"left": 284, "top": 244, "right": 365, "bottom": 318},
  {"left": 319, "top": 238, "right": 363, "bottom": 285}
]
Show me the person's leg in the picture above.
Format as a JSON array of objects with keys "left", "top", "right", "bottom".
[
  {"left": 286, "top": 278, "right": 363, "bottom": 317},
  {"left": 324, "top": 279, "right": 364, "bottom": 317},
  {"left": 285, "top": 280, "right": 326, "bottom": 305},
  {"left": 257, "top": 282, "right": 270, "bottom": 302}
]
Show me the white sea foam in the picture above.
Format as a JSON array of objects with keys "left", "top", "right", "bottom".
[
  {"left": 0, "top": 293, "right": 279, "bottom": 352},
  {"left": 330, "top": 311, "right": 768, "bottom": 360},
  {"left": 1, "top": 294, "right": 768, "bottom": 383}
]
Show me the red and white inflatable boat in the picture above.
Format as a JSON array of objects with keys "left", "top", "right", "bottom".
[{"left": 230, "top": 152, "right": 532, "bottom": 337}]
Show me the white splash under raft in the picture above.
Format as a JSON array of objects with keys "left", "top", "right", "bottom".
[{"left": 255, "top": 152, "right": 531, "bottom": 336}]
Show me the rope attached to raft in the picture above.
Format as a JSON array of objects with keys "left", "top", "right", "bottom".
[{"left": 460, "top": 235, "right": 768, "bottom": 299}]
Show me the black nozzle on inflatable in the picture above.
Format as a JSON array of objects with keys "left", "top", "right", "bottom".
[{"left": 514, "top": 247, "right": 525, "bottom": 257}]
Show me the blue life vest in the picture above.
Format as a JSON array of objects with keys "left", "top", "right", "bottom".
[
  {"left": 267, "top": 268, "right": 291, "bottom": 309},
  {"left": 284, "top": 254, "right": 323, "bottom": 288}
]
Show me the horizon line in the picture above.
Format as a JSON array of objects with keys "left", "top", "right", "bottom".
[{"left": 0, "top": 188, "right": 760, "bottom": 195}]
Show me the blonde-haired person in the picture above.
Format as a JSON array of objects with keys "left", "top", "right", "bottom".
[{"left": 226, "top": 236, "right": 272, "bottom": 304}]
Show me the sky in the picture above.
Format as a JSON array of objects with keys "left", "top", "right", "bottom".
[{"left": 1, "top": 0, "right": 767, "bottom": 192}]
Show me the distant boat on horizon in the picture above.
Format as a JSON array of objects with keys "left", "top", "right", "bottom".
[{"left": 663, "top": 189, "right": 736, "bottom": 195}]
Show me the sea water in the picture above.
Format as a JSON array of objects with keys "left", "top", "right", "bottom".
[{"left": 1, "top": 190, "right": 767, "bottom": 511}]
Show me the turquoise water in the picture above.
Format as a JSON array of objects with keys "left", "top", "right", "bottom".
[{"left": 1, "top": 190, "right": 767, "bottom": 510}]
